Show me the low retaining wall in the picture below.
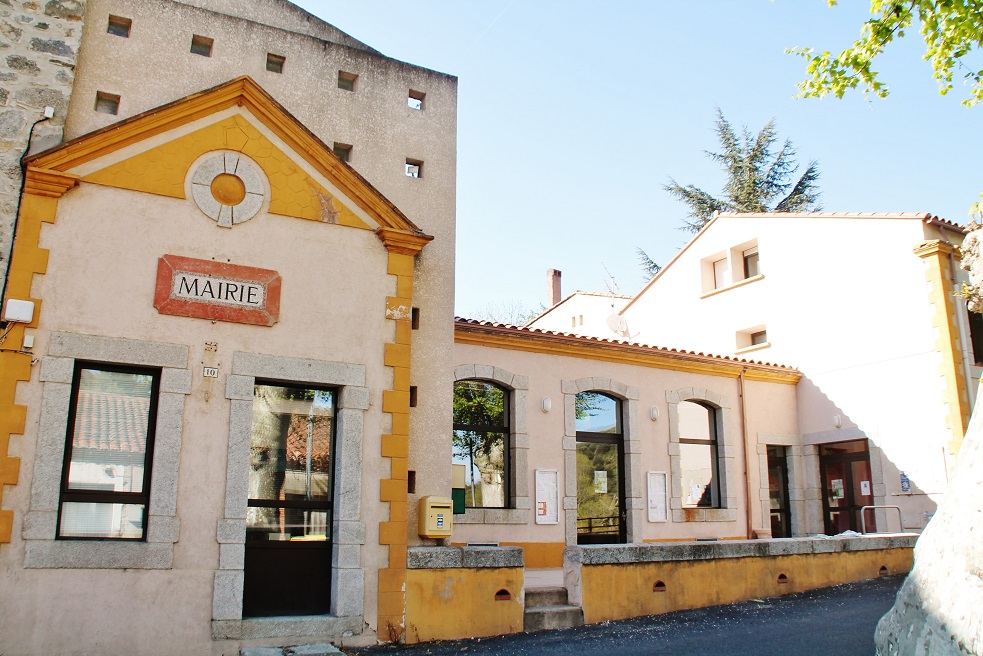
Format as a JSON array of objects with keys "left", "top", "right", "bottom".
[
  {"left": 405, "top": 546, "right": 524, "bottom": 643},
  {"left": 564, "top": 535, "right": 916, "bottom": 624}
]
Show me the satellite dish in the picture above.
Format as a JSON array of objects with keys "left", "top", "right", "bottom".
[{"left": 606, "top": 314, "right": 627, "bottom": 335}]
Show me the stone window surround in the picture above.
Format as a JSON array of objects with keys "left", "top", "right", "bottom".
[
  {"left": 452, "top": 365, "right": 530, "bottom": 525},
  {"left": 755, "top": 434, "right": 819, "bottom": 537},
  {"left": 666, "top": 387, "right": 738, "bottom": 523},
  {"left": 561, "top": 377, "right": 642, "bottom": 545},
  {"left": 23, "top": 332, "right": 191, "bottom": 569},
  {"left": 211, "top": 351, "right": 368, "bottom": 641}
]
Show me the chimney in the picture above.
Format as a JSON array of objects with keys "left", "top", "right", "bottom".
[{"left": 547, "top": 269, "right": 562, "bottom": 307}]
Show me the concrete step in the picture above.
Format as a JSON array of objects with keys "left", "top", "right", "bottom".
[
  {"left": 524, "top": 585, "right": 569, "bottom": 608},
  {"left": 523, "top": 604, "right": 585, "bottom": 633},
  {"left": 241, "top": 643, "right": 341, "bottom": 656}
]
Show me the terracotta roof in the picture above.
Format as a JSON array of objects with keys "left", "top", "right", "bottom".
[
  {"left": 455, "top": 317, "right": 797, "bottom": 371},
  {"left": 715, "top": 211, "right": 966, "bottom": 233},
  {"left": 72, "top": 390, "right": 150, "bottom": 453}
]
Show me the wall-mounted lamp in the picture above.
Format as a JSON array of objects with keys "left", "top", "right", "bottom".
[
  {"left": 833, "top": 414, "right": 842, "bottom": 428},
  {"left": 650, "top": 406, "right": 660, "bottom": 421},
  {"left": 542, "top": 397, "right": 552, "bottom": 413}
]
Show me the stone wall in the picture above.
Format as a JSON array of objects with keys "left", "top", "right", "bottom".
[
  {"left": 875, "top": 381, "right": 983, "bottom": 655},
  {"left": 0, "top": 0, "right": 85, "bottom": 292}
]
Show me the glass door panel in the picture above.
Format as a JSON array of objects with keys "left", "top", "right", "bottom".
[
  {"left": 823, "top": 462, "right": 851, "bottom": 534},
  {"left": 576, "top": 441, "right": 622, "bottom": 543},
  {"left": 852, "top": 459, "right": 875, "bottom": 532}
]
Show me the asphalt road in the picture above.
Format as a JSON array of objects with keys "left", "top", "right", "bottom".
[{"left": 347, "top": 575, "right": 904, "bottom": 656}]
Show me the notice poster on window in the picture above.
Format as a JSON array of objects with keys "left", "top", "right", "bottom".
[
  {"left": 831, "top": 479, "right": 844, "bottom": 499},
  {"left": 647, "top": 471, "right": 668, "bottom": 523},
  {"left": 860, "top": 480, "right": 871, "bottom": 496},
  {"left": 594, "top": 471, "right": 608, "bottom": 494},
  {"left": 535, "top": 469, "right": 558, "bottom": 525}
]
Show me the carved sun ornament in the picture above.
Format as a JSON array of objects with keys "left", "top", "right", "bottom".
[{"left": 191, "top": 152, "right": 265, "bottom": 227}]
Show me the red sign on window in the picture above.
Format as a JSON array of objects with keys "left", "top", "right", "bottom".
[{"left": 154, "top": 254, "right": 281, "bottom": 326}]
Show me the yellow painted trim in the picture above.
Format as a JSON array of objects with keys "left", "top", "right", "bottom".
[
  {"left": 579, "top": 548, "right": 913, "bottom": 624},
  {"left": 454, "top": 324, "right": 801, "bottom": 385},
  {"left": 405, "top": 567, "right": 524, "bottom": 643},
  {"left": 0, "top": 179, "right": 66, "bottom": 543},
  {"left": 914, "top": 240, "right": 971, "bottom": 453},
  {"left": 81, "top": 115, "right": 370, "bottom": 228},
  {"left": 27, "top": 76, "right": 430, "bottom": 237},
  {"left": 377, "top": 245, "right": 426, "bottom": 639}
]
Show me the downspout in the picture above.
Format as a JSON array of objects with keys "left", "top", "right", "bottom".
[
  {"left": 947, "top": 245, "right": 976, "bottom": 416},
  {"left": 739, "top": 367, "right": 754, "bottom": 539}
]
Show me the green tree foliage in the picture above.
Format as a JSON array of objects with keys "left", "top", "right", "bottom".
[
  {"left": 452, "top": 380, "right": 506, "bottom": 505},
  {"left": 635, "top": 247, "right": 662, "bottom": 281},
  {"left": 663, "top": 109, "right": 821, "bottom": 235},
  {"left": 791, "top": 1, "right": 983, "bottom": 107}
]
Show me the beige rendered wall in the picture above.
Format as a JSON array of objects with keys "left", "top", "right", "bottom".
[
  {"left": 621, "top": 214, "right": 963, "bottom": 532},
  {"left": 65, "top": 0, "right": 458, "bottom": 542},
  {"left": 451, "top": 341, "right": 800, "bottom": 548},
  {"left": 526, "top": 292, "right": 631, "bottom": 336},
  {"left": 0, "top": 161, "right": 396, "bottom": 654}
]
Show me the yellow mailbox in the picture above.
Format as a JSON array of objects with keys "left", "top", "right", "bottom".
[{"left": 418, "top": 496, "right": 453, "bottom": 539}]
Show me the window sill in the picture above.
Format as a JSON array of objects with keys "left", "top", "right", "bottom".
[
  {"left": 672, "top": 508, "right": 738, "bottom": 523},
  {"left": 454, "top": 508, "right": 528, "bottom": 525},
  {"left": 735, "top": 342, "right": 771, "bottom": 355},
  {"left": 24, "top": 539, "right": 174, "bottom": 569},
  {"left": 701, "top": 274, "right": 764, "bottom": 299}
]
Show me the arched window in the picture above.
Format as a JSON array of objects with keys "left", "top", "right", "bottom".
[
  {"left": 453, "top": 380, "right": 509, "bottom": 508},
  {"left": 677, "top": 400, "right": 720, "bottom": 508},
  {"left": 575, "top": 391, "right": 625, "bottom": 543}
]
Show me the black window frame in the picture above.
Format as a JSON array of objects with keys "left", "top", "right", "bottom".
[
  {"left": 743, "top": 247, "right": 760, "bottom": 279},
  {"left": 678, "top": 400, "right": 721, "bottom": 509},
  {"left": 56, "top": 361, "right": 162, "bottom": 541},
  {"left": 452, "top": 379, "right": 511, "bottom": 509}
]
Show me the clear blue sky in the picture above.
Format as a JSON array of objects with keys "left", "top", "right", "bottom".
[{"left": 294, "top": 1, "right": 982, "bottom": 318}]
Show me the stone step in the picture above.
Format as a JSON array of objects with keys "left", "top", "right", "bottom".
[
  {"left": 524, "top": 585, "right": 569, "bottom": 608},
  {"left": 523, "top": 604, "right": 585, "bottom": 633}
]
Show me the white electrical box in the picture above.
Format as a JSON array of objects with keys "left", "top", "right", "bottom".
[{"left": 3, "top": 299, "right": 35, "bottom": 323}]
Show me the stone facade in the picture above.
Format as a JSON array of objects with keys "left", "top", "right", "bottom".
[{"left": 0, "top": 0, "right": 86, "bottom": 292}]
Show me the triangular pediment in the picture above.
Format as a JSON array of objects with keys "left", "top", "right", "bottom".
[{"left": 26, "top": 76, "right": 426, "bottom": 237}]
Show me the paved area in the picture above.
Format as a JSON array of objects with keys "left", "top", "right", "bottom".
[{"left": 344, "top": 575, "right": 904, "bottom": 656}]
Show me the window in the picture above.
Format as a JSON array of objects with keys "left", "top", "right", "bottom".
[
  {"left": 57, "top": 363, "right": 160, "bottom": 540},
  {"left": 408, "top": 89, "right": 425, "bottom": 110},
  {"left": 337, "top": 70, "right": 357, "bottom": 91},
  {"left": 751, "top": 330, "right": 767, "bottom": 345},
  {"left": 405, "top": 158, "right": 423, "bottom": 178},
  {"left": 712, "top": 257, "right": 729, "bottom": 289},
  {"left": 575, "top": 392, "right": 625, "bottom": 543},
  {"left": 107, "top": 15, "right": 131, "bottom": 37},
  {"left": 743, "top": 246, "right": 760, "bottom": 278},
  {"left": 245, "top": 383, "right": 336, "bottom": 617},
  {"left": 190, "top": 34, "right": 213, "bottom": 57},
  {"left": 333, "top": 142, "right": 352, "bottom": 162},
  {"left": 94, "top": 91, "right": 120, "bottom": 115},
  {"left": 677, "top": 401, "right": 719, "bottom": 508},
  {"left": 266, "top": 53, "right": 285, "bottom": 73},
  {"left": 452, "top": 380, "right": 508, "bottom": 508},
  {"left": 736, "top": 325, "right": 768, "bottom": 351}
]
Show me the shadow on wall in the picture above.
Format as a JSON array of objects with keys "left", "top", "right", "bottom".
[{"left": 800, "top": 378, "right": 938, "bottom": 535}]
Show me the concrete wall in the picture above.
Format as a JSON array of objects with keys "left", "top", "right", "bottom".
[
  {"left": 405, "top": 546, "right": 524, "bottom": 644},
  {"left": 564, "top": 537, "right": 915, "bottom": 625}
]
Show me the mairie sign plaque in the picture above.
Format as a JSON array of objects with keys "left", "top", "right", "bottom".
[{"left": 154, "top": 254, "right": 281, "bottom": 326}]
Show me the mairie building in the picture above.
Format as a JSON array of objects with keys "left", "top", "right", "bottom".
[{"left": 0, "top": 1, "right": 949, "bottom": 653}]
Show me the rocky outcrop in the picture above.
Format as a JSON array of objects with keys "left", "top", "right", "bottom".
[
  {"left": 875, "top": 373, "right": 983, "bottom": 654},
  {"left": 0, "top": 0, "right": 85, "bottom": 291}
]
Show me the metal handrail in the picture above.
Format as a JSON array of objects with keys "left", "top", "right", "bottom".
[{"left": 860, "top": 505, "right": 903, "bottom": 534}]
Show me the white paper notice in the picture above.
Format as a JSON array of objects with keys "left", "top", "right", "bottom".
[
  {"left": 535, "top": 469, "right": 558, "bottom": 525},
  {"left": 647, "top": 472, "right": 668, "bottom": 522}
]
